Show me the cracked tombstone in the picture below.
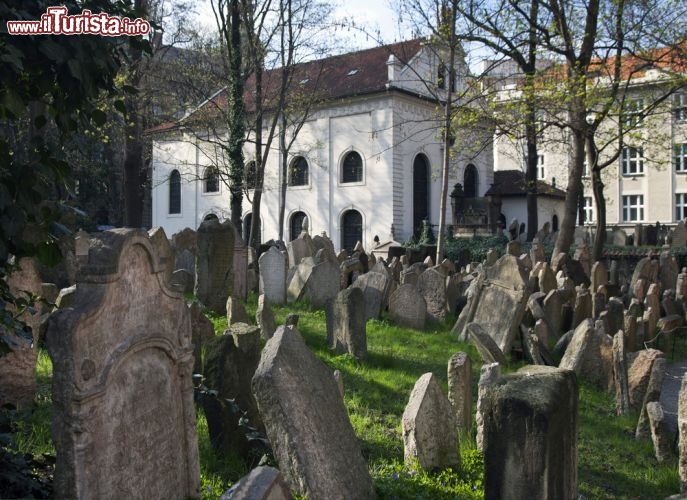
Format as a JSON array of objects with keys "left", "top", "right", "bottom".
[
  {"left": 252, "top": 325, "right": 375, "bottom": 499},
  {"left": 46, "top": 229, "right": 199, "bottom": 499}
]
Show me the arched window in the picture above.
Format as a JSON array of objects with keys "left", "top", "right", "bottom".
[
  {"left": 290, "top": 211, "right": 307, "bottom": 241},
  {"left": 413, "top": 154, "right": 430, "bottom": 238},
  {"left": 204, "top": 166, "right": 219, "bottom": 193},
  {"left": 464, "top": 164, "right": 478, "bottom": 198},
  {"left": 169, "top": 170, "right": 181, "bottom": 214},
  {"left": 552, "top": 214, "right": 559, "bottom": 232},
  {"left": 289, "top": 156, "right": 308, "bottom": 186},
  {"left": 204, "top": 213, "right": 218, "bottom": 221},
  {"left": 245, "top": 161, "right": 257, "bottom": 190},
  {"left": 341, "top": 209, "right": 363, "bottom": 253},
  {"left": 342, "top": 151, "right": 363, "bottom": 183},
  {"left": 243, "top": 213, "right": 261, "bottom": 244}
]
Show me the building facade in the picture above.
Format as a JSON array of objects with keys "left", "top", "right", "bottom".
[{"left": 150, "top": 39, "right": 493, "bottom": 252}]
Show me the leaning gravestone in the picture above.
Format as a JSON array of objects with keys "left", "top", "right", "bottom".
[
  {"left": 46, "top": 228, "right": 199, "bottom": 499},
  {"left": 196, "top": 218, "right": 236, "bottom": 314},
  {"left": 482, "top": 366, "right": 578, "bottom": 500},
  {"left": 258, "top": 246, "right": 287, "bottom": 305},
  {"left": 305, "top": 260, "right": 340, "bottom": 310},
  {"left": 333, "top": 287, "right": 367, "bottom": 359},
  {"left": 389, "top": 284, "right": 427, "bottom": 330},
  {"left": 453, "top": 254, "right": 530, "bottom": 354},
  {"left": 402, "top": 372, "right": 460, "bottom": 471},
  {"left": 351, "top": 270, "right": 391, "bottom": 321},
  {"left": 252, "top": 325, "right": 375, "bottom": 499}
]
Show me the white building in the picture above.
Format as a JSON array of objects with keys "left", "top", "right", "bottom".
[{"left": 150, "top": 39, "right": 493, "bottom": 252}]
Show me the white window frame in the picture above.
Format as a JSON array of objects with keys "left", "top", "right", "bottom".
[
  {"left": 674, "top": 93, "right": 687, "bottom": 122},
  {"left": 621, "top": 98, "right": 644, "bottom": 128},
  {"left": 621, "top": 146, "right": 644, "bottom": 176},
  {"left": 583, "top": 196, "right": 594, "bottom": 224},
  {"left": 622, "top": 194, "right": 644, "bottom": 222},
  {"left": 676, "top": 193, "right": 687, "bottom": 221},
  {"left": 675, "top": 143, "right": 687, "bottom": 173},
  {"left": 537, "top": 154, "right": 545, "bottom": 180}
]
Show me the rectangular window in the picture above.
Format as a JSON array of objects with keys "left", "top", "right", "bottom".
[
  {"left": 537, "top": 155, "right": 545, "bottom": 179},
  {"left": 621, "top": 98, "right": 644, "bottom": 128},
  {"left": 583, "top": 196, "right": 594, "bottom": 224},
  {"left": 622, "top": 194, "right": 644, "bottom": 222},
  {"left": 675, "top": 93, "right": 687, "bottom": 122},
  {"left": 676, "top": 193, "right": 687, "bottom": 221},
  {"left": 622, "top": 146, "right": 644, "bottom": 176},
  {"left": 582, "top": 157, "right": 590, "bottom": 178},
  {"left": 675, "top": 144, "right": 687, "bottom": 173}
]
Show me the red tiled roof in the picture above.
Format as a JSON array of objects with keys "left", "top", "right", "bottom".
[
  {"left": 485, "top": 170, "right": 566, "bottom": 198},
  {"left": 148, "top": 39, "right": 425, "bottom": 134}
]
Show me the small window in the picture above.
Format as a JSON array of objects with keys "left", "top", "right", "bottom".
[
  {"left": 583, "top": 197, "right": 594, "bottom": 224},
  {"left": 204, "top": 166, "right": 219, "bottom": 193},
  {"left": 676, "top": 194, "right": 687, "bottom": 221},
  {"left": 169, "top": 170, "right": 181, "bottom": 214},
  {"left": 674, "top": 93, "right": 687, "bottom": 121},
  {"left": 341, "top": 151, "right": 363, "bottom": 183},
  {"left": 537, "top": 155, "right": 545, "bottom": 180},
  {"left": 245, "top": 161, "right": 257, "bottom": 190},
  {"left": 621, "top": 146, "right": 644, "bottom": 176},
  {"left": 464, "top": 164, "right": 478, "bottom": 198},
  {"left": 675, "top": 144, "right": 687, "bottom": 173},
  {"left": 341, "top": 209, "right": 363, "bottom": 253},
  {"left": 289, "top": 156, "right": 309, "bottom": 187},
  {"left": 290, "top": 211, "right": 307, "bottom": 241},
  {"left": 622, "top": 194, "right": 644, "bottom": 222},
  {"left": 621, "top": 98, "right": 644, "bottom": 128}
]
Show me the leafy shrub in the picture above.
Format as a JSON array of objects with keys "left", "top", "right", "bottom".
[{"left": 443, "top": 234, "right": 509, "bottom": 263}]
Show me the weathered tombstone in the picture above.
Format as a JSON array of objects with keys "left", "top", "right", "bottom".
[
  {"left": 679, "top": 373, "right": 687, "bottom": 493},
  {"left": 417, "top": 268, "right": 448, "bottom": 323},
  {"left": 311, "top": 233, "right": 338, "bottom": 265},
  {"left": 506, "top": 240, "right": 521, "bottom": 256},
  {"left": 559, "top": 318, "right": 614, "bottom": 391},
  {"left": 189, "top": 301, "right": 215, "bottom": 374},
  {"left": 530, "top": 238, "right": 545, "bottom": 265},
  {"left": 255, "top": 294, "right": 277, "bottom": 340},
  {"left": 219, "top": 466, "right": 292, "bottom": 500},
  {"left": 233, "top": 231, "right": 248, "bottom": 301},
  {"left": 452, "top": 255, "right": 530, "bottom": 354},
  {"left": 388, "top": 284, "right": 427, "bottom": 330},
  {"left": 402, "top": 373, "right": 460, "bottom": 471},
  {"left": 468, "top": 322, "right": 507, "bottom": 364},
  {"left": 646, "top": 402, "right": 673, "bottom": 463},
  {"left": 287, "top": 233, "right": 315, "bottom": 269},
  {"left": 252, "top": 325, "right": 375, "bottom": 499},
  {"left": 287, "top": 257, "right": 316, "bottom": 303},
  {"left": 604, "top": 297, "right": 625, "bottom": 338},
  {"left": 202, "top": 324, "right": 263, "bottom": 457},
  {"left": 571, "top": 284, "right": 592, "bottom": 329},
  {"left": 351, "top": 270, "right": 391, "bottom": 321},
  {"left": 673, "top": 220, "right": 687, "bottom": 248},
  {"left": 612, "top": 228, "right": 628, "bottom": 246},
  {"left": 196, "top": 218, "right": 236, "bottom": 314},
  {"left": 482, "top": 366, "right": 578, "bottom": 500},
  {"left": 333, "top": 369, "right": 344, "bottom": 397},
  {"left": 333, "top": 288, "right": 367, "bottom": 359},
  {"left": 148, "top": 226, "right": 175, "bottom": 285},
  {"left": 630, "top": 257, "right": 652, "bottom": 299},
  {"left": 627, "top": 349, "right": 665, "bottom": 412},
  {"left": 538, "top": 263, "right": 557, "bottom": 295},
  {"left": 447, "top": 352, "right": 472, "bottom": 434},
  {"left": 590, "top": 261, "right": 608, "bottom": 294},
  {"left": 612, "top": 331, "right": 631, "bottom": 415},
  {"left": 636, "top": 357, "right": 667, "bottom": 439},
  {"left": 543, "top": 289, "right": 564, "bottom": 341},
  {"left": 1, "top": 257, "right": 42, "bottom": 409},
  {"left": 170, "top": 268, "right": 194, "bottom": 294},
  {"left": 476, "top": 362, "right": 501, "bottom": 451},
  {"left": 304, "top": 260, "right": 340, "bottom": 310},
  {"left": 259, "top": 246, "right": 287, "bottom": 305},
  {"left": 46, "top": 229, "right": 199, "bottom": 498},
  {"left": 624, "top": 313, "right": 638, "bottom": 352},
  {"left": 227, "top": 296, "right": 251, "bottom": 325}
]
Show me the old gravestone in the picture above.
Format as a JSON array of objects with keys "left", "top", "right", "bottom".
[
  {"left": 351, "top": 269, "right": 392, "bottom": 321},
  {"left": 402, "top": 372, "right": 460, "bottom": 471},
  {"left": 482, "top": 366, "right": 578, "bottom": 500},
  {"left": 46, "top": 228, "right": 199, "bottom": 499},
  {"left": 333, "top": 287, "right": 367, "bottom": 359},
  {"left": 259, "top": 246, "right": 287, "bottom": 305},
  {"left": 255, "top": 294, "right": 277, "bottom": 340},
  {"left": 453, "top": 254, "right": 531, "bottom": 354},
  {"left": 417, "top": 267, "right": 449, "bottom": 323},
  {"left": 559, "top": 319, "right": 614, "bottom": 391},
  {"left": 389, "top": 284, "right": 427, "bottom": 330},
  {"left": 196, "top": 218, "right": 236, "bottom": 314},
  {"left": 305, "top": 260, "right": 340, "bottom": 310},
  {"left": 252, "top": 325, "right": 375, "bottom": 499},
  {"left": 447, "top": 352, "right": 472, "bottom": 434}
]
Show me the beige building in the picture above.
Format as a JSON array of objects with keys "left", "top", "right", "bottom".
[{"left": 490, "top": 50, "right": 687, "bottom": 234}]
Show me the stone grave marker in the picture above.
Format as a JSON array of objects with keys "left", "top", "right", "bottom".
[
  {"left": 305, "top": 260, "right": 340, "bottom": 310},
  {"left": 452, "top": 254, "right": 530, "bottom": 355},
  {"left": 287, "top": 233, "right": 315, "bottom": 268},
  {"left": 287, "top": 257, "right": 316, "bottom": 303},
  {"left": 612, "top": 331, "right": 631, "bottom": 415},
  {"left": 482, "top": 366, "right": 578, "bottom": 500},
  {"left": 417, "top": 267, "right": 448, "bottom": 323},
  {"left": 590, "top": 261, "right": 608, "bottom": 294},
  {"left": 673, "top": 220, "right": 687, "bottom": 248},
  {"left": 402, "top": 373, "right": 460, "bottom": 471},
  {"left": 636, "top": 357, "right": 666, "bottom": 439},
  {"left": 252, "top": 325, "right": 375, "bottom": 499},
  {"left": 388, "top": 284, "right": 427, "bottom": 330},
  {"left": 333, "top": 288, "right": 367, "bottom": 359},
  {"left": 647, "top": 402, "right": 673, "bottom": 463},
  {"left": 559, "top": 319, "right": 613, "bottom": 391},
  {"left": 226, "top": 296, "right": 251, "bottom": 325},
  {"left": 259, "top": 246, "right": 287, "bottom": 305},
  {"left": 219, "top": 466, "right": 292, "bottom": 500},
  {"left": 46, "top": 229, "right": 199, "bottom": 498},
  {"left": 351, "top": 270, "right": 391, "bottom": 321},
  {"left": 476, "top": 362, "right": 501, "bottom": 451},
  {"left": 148, "top": 226, "right": 175, "bottom": 285},
  {"left": 196, "top": 218, "right": 236, "bottom": 314},
  {"left": 447, "top": 352, "right": 472, "bottom": 434}
]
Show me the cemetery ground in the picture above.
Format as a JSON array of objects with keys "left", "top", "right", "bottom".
[{"left": 4, "top": 294, "right": 683, "bottom": 499}]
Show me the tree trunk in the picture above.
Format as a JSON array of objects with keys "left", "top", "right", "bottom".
[
  {"left": 278, "top": 116, "right": 287, "bottom": 242},
  {"left": 249, "top": 62, "right": 264, "bottom": 250},
  {"left": 228, "top": 0, "right": 245, "bottom": 234},
  {"left": 589, "top": 135, "right": 606, "bottom": 261},
  {"left": 123, "top": 108, "right": 144, "bottom": 228},
  {"left": 525, "top": 120, "right": 538, "bottom": 241}
]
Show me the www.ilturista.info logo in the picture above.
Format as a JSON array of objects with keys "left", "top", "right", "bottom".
[{"left": 7, "top": 6, "right": 150, "bottom": 36}]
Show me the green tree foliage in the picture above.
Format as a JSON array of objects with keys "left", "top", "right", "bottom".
[{"left": 0, "top": 0, "right": 146, "bottom": 353}]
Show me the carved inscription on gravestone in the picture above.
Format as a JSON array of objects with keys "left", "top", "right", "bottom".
[{"left": 46, "top": 229, "right": 199, "bottom": 499}]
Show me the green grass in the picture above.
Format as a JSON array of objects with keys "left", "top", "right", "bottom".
[{"left": 6, "top": 295, "right": 683, "bottom": 499}]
